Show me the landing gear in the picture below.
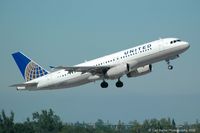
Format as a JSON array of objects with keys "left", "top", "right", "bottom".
[
  {"left": 100, "top": 80, "right": 108, "bottom": 88},
  {"left": 168, "top": 65, "right": 173, "bottom": 70},
  {"left": 100, "top": 79, "right": 124, "bottom": 88},
  {"left": 166, "top": 59, "right": 173, "bottom": 70},
  {"left": 116, "top": 79, "right": 123, "bottom": 88}
]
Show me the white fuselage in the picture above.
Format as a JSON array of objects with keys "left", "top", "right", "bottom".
[{"left": 20, "top": 38, "right": 189, "bottom": 90}]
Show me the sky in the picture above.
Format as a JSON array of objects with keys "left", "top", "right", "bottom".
[{"left": 0, "top": 0, "right": 199, "bottom": 124}]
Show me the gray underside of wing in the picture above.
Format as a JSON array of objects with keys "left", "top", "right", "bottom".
[{"left": 55, "top": 66, "right": 110, "bottom": 75}]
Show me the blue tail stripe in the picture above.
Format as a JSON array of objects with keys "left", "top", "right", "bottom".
[
  {"left": 12, "top": 52, "right": 31, "bottom": 79},
  {"left": 12, "top": 52, "right": 49, "bottom": 81}
]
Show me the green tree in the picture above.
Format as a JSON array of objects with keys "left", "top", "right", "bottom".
[
  {"left": 117, "top": 120, "right": 126, "bottom": 133},
  {"left": 149, "top": 118, "right": 158, "bottom": 130},
  {"left": 0, "top": 110, "right": 15, "bottom": 133},
  {"left": 195, "top": 119, "right": 200, "bottom": 132},
  {"left": 159, "top": 118, "right": 171, "bottom": 129},
  {"left": 14, "top": 117, "right": 35, "bottom": 133},
  {"left": 142, "top": 119, "right": 150, "bottom": 132},
  {"left": 95, "top": 119, "right": 104, "bottom": 129},
  {"left": 130, "top": 120, "right": 141, "bottom": 133},
  {"left": 32, "top": 109, "right": 63, "bottom": 133},
  {"left": 171, "top": 118, "right": 176, "bottom": 129}
]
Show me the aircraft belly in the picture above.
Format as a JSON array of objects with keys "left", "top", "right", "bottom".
[{"left": 58, "top": 73, "right": 92, "bottom": 89}]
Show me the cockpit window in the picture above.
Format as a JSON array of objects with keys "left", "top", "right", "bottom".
[{"left": 170, "top": 39, "right": 181, "bottom": 44}]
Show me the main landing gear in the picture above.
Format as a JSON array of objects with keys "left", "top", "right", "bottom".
[
  {"left": 116, "top": 79, "right": 123, "bottom": 88},
  {"left": 101, "top": 80, "right": 108, "bottom": 88},
  {"left": 166, "top": 59, "right": 173, "bottom": 70},
  {"left": 100, "top": 78, "right": 123, "bottom": 88}
]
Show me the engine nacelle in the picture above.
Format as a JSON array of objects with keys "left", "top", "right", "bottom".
[
  {"left": 106, "top": 64, "right": 128, "bottom": 79},
  {"left": 127, "top": 64, "right": 152, "bottom": 77},
  {"left": 127, "top": 60, "right": 138, "bottom": 71}
]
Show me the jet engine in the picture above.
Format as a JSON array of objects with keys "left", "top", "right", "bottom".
[
  {"left": 106, "top": 64, "right": 128, "bottom": 79},
  {"left": 127, "top": 64, "right": 152, "bottom": 77}
]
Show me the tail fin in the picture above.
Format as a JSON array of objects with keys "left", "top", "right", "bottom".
[{"left": 12, "top": 52, "right": 49, "bottom": 82}]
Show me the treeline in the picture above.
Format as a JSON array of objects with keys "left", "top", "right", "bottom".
[{"left": 0, "top": 109, "right": 199, "bottom": 133}]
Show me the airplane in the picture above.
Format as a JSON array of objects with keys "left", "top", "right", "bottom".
[{"left": 10, "top": 38, "right": 190, "bottom": 91}]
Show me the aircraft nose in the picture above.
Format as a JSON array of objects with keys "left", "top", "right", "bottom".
[
  {"left": 184, "top": 42, "right": 190, "bottom": 49},
  {"left": 183, "top": 41, "right": 190, "bottom": 50}
]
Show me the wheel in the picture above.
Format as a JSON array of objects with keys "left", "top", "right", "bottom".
[
  {"left": 100, "top": 81, "right": 108, "bottom": 88},
  {"left": 168, "top": 65, "right": 173, "bottom": 70},
  {"left": 116, "top": 80, "right": 123, "bottom": 88}
]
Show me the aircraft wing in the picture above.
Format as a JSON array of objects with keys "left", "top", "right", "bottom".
[
  {"left": 55, "top": 66, "right": 110, "bottom": 75},
  {"left": 10, "top": 82, "right": 38, "bottom": 87}
]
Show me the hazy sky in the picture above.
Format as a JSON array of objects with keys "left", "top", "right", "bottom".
[{"left": 0, "top": 0, "right": 199, "bottom": 124}]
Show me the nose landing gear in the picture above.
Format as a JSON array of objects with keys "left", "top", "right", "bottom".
[
  {"left": 166, "top": 59, "right": 173, "bottom": 70},
  {"left": 168, "top": 65, "right": 173, "bottom": 70}
]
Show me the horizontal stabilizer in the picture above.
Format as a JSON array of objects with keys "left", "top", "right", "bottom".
[{"left": 10, "top": 82, "right": 38, "bottom": 88}]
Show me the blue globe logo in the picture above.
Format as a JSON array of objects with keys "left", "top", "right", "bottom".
[{"left": 25, "top": 62, "right": 48, "bottom": 81}]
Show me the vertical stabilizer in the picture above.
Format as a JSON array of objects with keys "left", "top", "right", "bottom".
[{"left": 12, "top": 52, "right": 49, "bottom": 81}]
